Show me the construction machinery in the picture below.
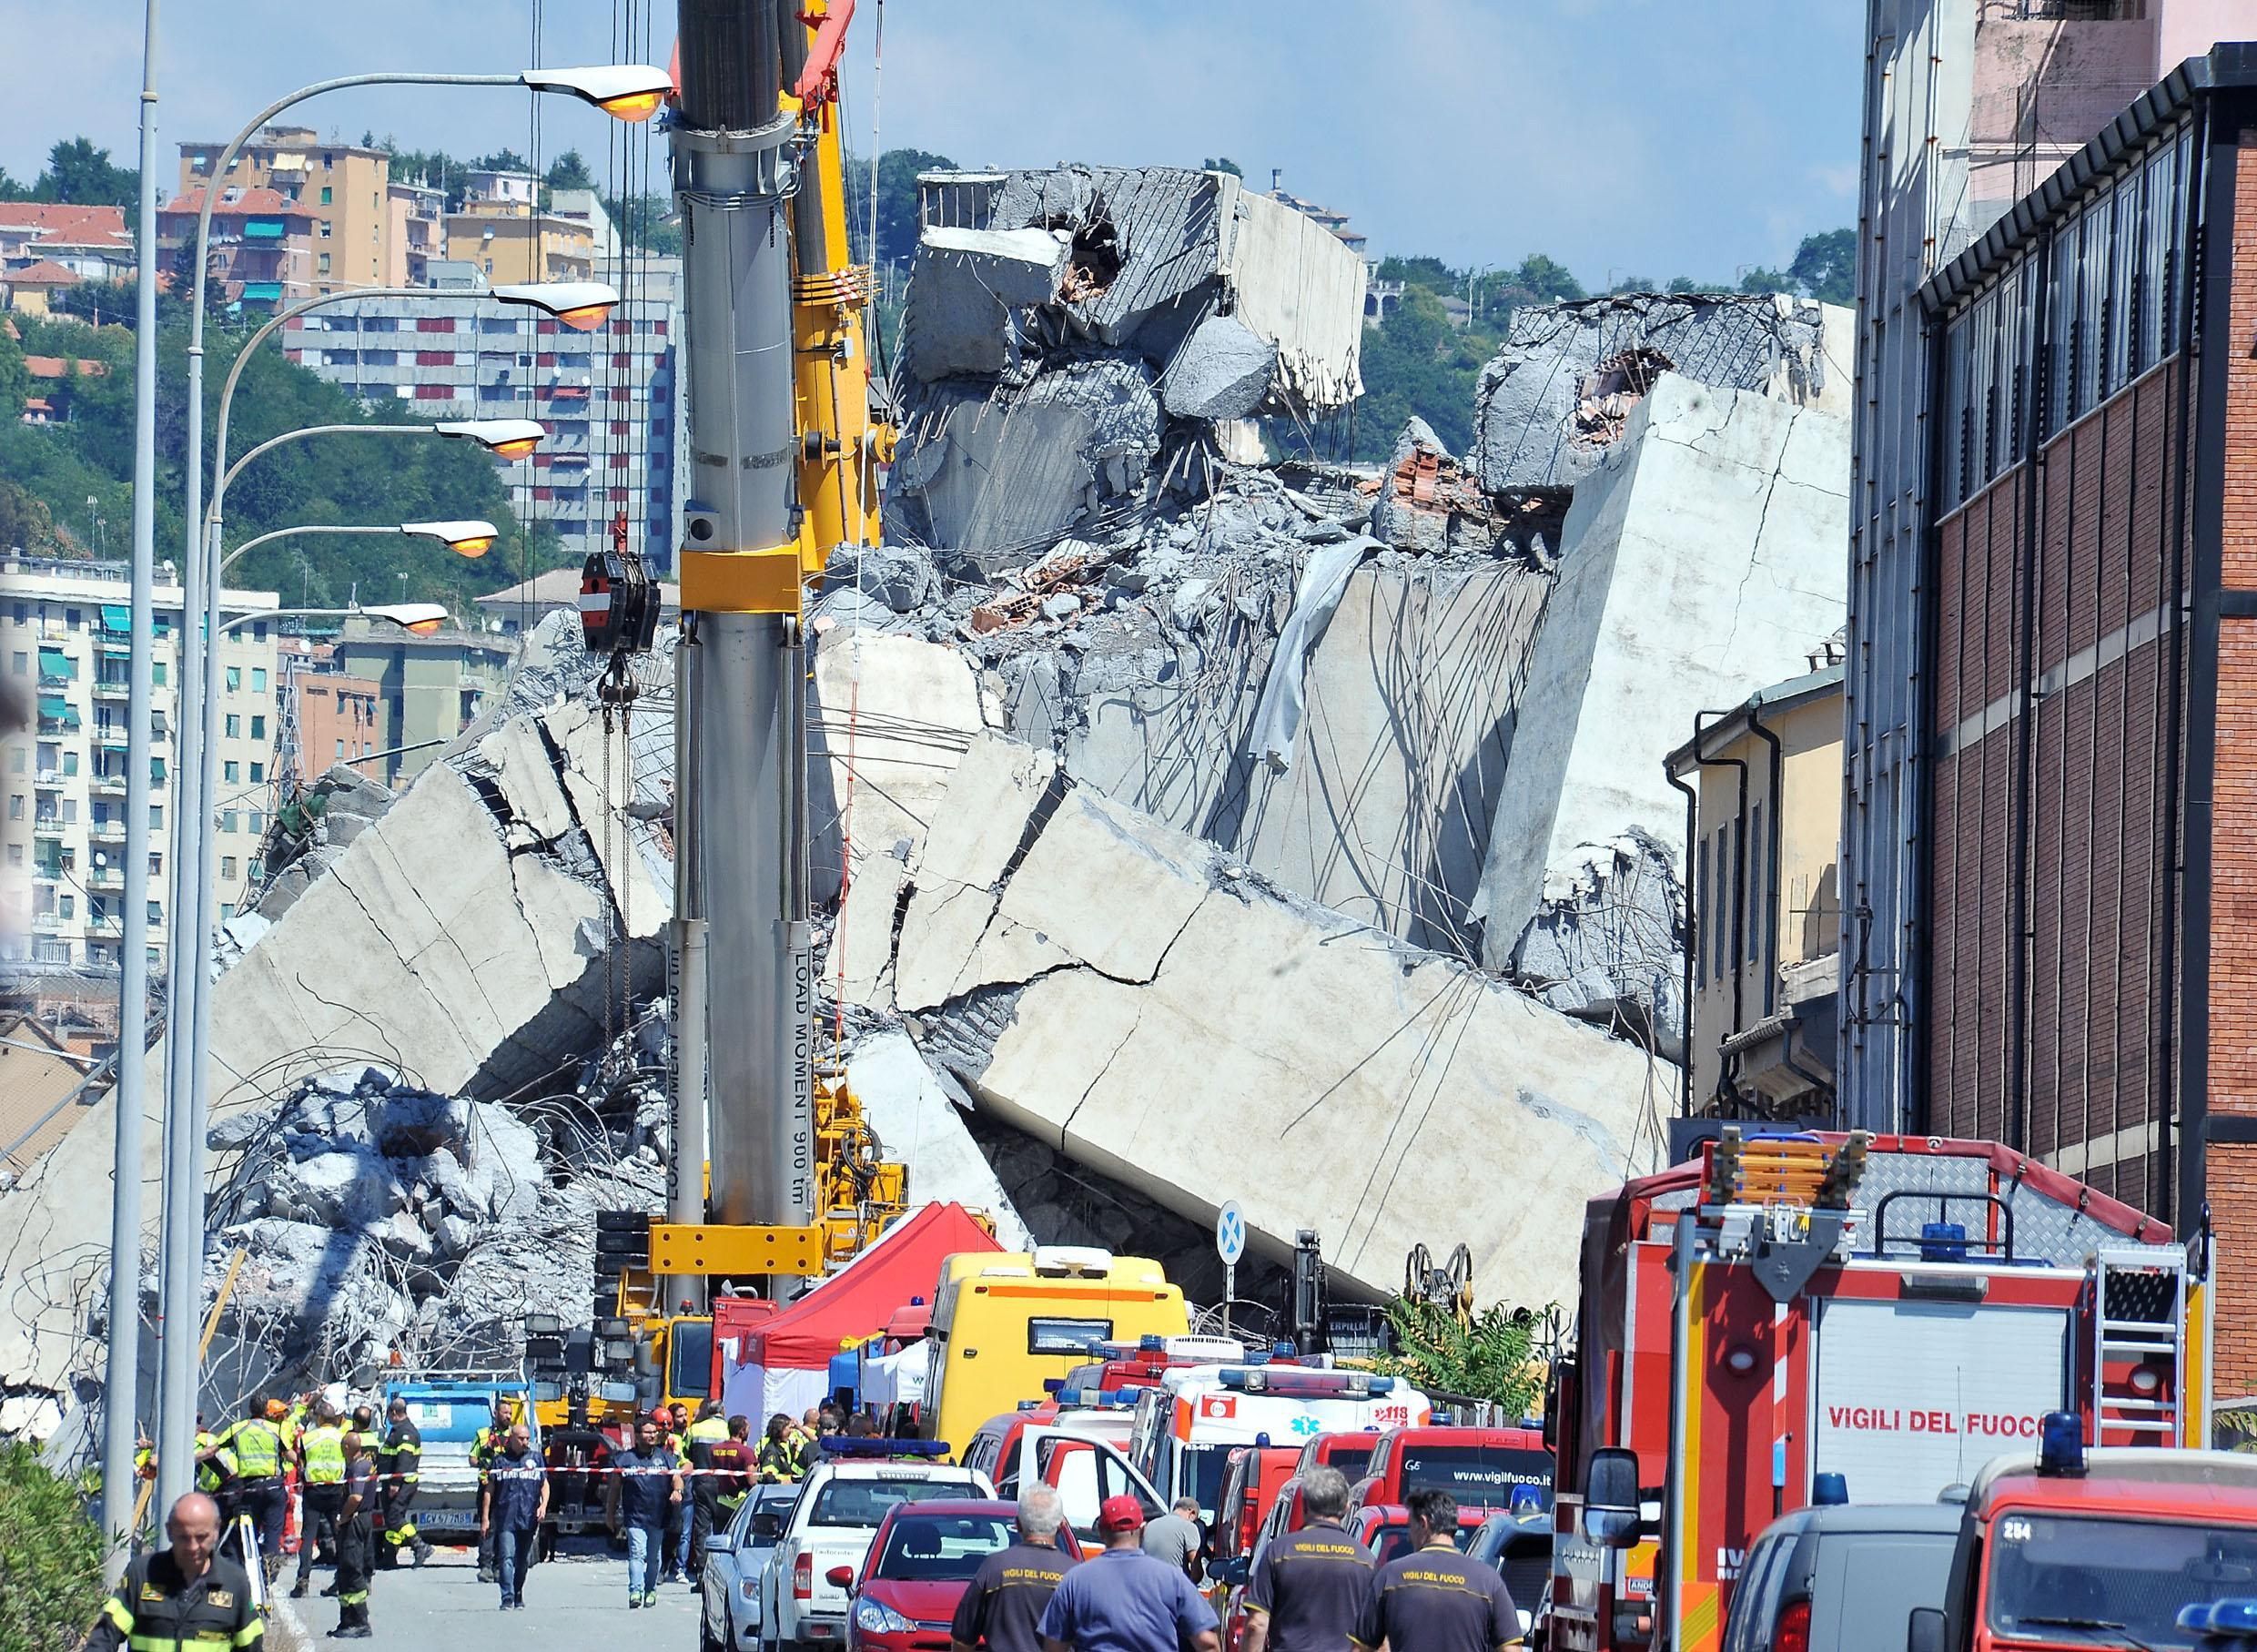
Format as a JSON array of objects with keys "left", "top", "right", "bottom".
[{"left": 543, "top": 0, "right": 906, "bottom": 1440}]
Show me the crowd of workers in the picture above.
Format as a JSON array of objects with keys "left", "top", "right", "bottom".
[{"left": 105, "top": 1397, "right": 1524, "bottom": 1652}]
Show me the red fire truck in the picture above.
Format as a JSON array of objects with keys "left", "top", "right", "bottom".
[{"left": 1547, "top": 1130, "right": 2211, "bottom": 1652}]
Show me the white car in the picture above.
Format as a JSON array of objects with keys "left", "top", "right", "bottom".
[{"left": 758, "top": 1451, "right": 994, "bottom": 1652}]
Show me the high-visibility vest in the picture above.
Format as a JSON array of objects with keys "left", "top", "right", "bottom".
[
  {"left": 686, "top": 1416, "right": 730, "bottom": 1444},
  {"left": 195, "top": 1429, "right": 235, "bottom": 1495},
  {"left": 303, "top": 1424, "right": 347, "bottom": 1486},
  {"left": 227, "top": 1416, "right": 285, "bottom": 1478}
]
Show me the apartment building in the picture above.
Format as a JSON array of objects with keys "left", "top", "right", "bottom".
[
  {"left": 155, "top": 187, "right": 319, "bottom": 309},
  {"left": 444, "top": 199, "right": 598, "bottom": 285},
  {"left": 281, "top": 261, "right": 685, "bottom": 569},
  {"left": 1665, "top": 662, "right": 1846, "bottom": 1122},
  {"left": 0, "top": 203, "right": 134, "bottom": 283},
  {"left": 1842, "top": 0, "right": 2246, "bottom": 1132},
  {"left": 0, "top": 558, "right": 280, "bottom": 973},
  {"left": 329, "top": 619, "right": 513, "bottom": 789},
  {"left": 387, "top": 181, "right": 448, "bottom": 287},
  {"left": 177, "top": 127, "right": 392, "bottom": 296},
  {"left": 288, "top": 669, "right": 385, "bottom": 784}
]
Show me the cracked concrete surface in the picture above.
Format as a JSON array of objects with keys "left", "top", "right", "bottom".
[
  {"left": 1471, "top": 373, "right": 1847, "bottom": 1000},
  {"left": 862, "top": 725, "right": 1662, "bottom": 1307},
  {"left": 0, "top": 697, "right": 667, "bottom": 1397}
]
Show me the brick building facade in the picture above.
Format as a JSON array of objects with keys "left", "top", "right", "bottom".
[{"left": 1913, "top": 45, "right": 2257, "bottom": 1388}]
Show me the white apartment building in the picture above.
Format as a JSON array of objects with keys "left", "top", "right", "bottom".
[
  {"left": 281, "top": 258, "right": 686, "bottom": 570},
  {"left": 0, "top": 559, "right": 281, "bottom": 973}
]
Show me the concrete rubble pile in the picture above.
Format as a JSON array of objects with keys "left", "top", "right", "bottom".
[
  {"left": 198, "top": 1051, "right": 666, "bottom": 1396},
  {"left": 888, "top": 164, "right": 1369, "bottom": 563}
]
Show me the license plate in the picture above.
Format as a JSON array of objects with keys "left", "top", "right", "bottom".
[{"left": 419, "top": 1510, "right": 478, "bottom": 1529}]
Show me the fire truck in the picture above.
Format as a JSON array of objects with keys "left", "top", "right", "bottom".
[{"left": 1549, "top": 1130, "right": 2211, "bottom": 1652}]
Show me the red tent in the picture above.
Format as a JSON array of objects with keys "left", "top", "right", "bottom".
[{"left": 719, "top": 1202, "right": 1000, "bottom": 1418}]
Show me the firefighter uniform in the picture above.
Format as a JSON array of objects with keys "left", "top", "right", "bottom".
[
  {"left": 210, "top": 1414, "right": 286, "bottom": 1580},
  {"left": 375, "top": 1414, "right": 432, "bottom": 1569},
  {"left": 197, "top": 1428, "right": 238, "bottom": 1504},
  {"left": 292, "top": 1423, "right": 348, "bottom": 1597},
  {"left": 86, "top": 1548, "right": 263, "bottom": 1652},
  {"left": 683, "top": 1413, "right": 732, "bottom": 1573},
  {"left": 471, "top": 1422, "right": 505, "bottom": 1582},
  {"left": 756, "top": 1433, "right": 806, "bottom": 1484},
  {"left": 333, "top": 1450, "right": 379, "bottom": 1637}
]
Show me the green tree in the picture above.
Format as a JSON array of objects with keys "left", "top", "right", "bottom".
[
  {"left": 1788, "top": 227, "right": 1857, "bottom": 306},
  {"left": 469, "top": 148, "right": 531, "bottom": 176},
  {"left": 843, "top": 147, "right": 956, "bottom": 268},
  {"left": 1346, "top": 287, "right": 1496, "bottom": 460},
  {"left": 0, "top": 165, "right": 31, "bottom": 202},
  {"left": 0, "top": 1441, "right": 104, "bottom": 1652},
  {"left": 1202, "top": 157, "right": 1243, "bottom": 177},
  {"left": 0, "top": 323, "right": 28, "bottom": 422},
  {"left": 1371, "top": 1298, "right": 1547, "bottom": 1414},
  {"left": 34, "top": 137, "right": 137, "bottom": 208},
  {"left": 1738, "top": 266, "right": 1793, "bottom": 295},
  {"left": 1666, "top": 276, "right": 1704, "bottom": 294},
  {"left": 1377, "top": 255, "right": 1457, "bottom": 293},
  {"left": 1608, "top": 275, "right": 1657, "bottom": 295},
  {"left": 1509, "top": 254, "right": 1585, "bottom": 303},
  {"left": 544, "top": 148, "right": 596, "bottom": 191}
]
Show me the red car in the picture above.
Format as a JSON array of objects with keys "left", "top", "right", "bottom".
[
  {"left": 832, "top": 1499, "right": 1078, "bottom": 1652},
  {"left": 1344, "top": 1501, "right": 1486, "bottom": 1565}
]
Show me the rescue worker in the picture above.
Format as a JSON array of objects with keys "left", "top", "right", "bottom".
[
  {"left": 683, "top": 1399, "right": 733, "bottom": 1575},
  {"left": 606, "top": 1414, "right": 683, "bottom": 1607},
  {"left": 86, "top": 1493, "right": 263, "bottom": 1652},
  {"left": 952, "top": 1485, "right": 1078, "bottom": 1652},
  {"left": 708, "top": 1414, "right": 757, "bottom": 1533},
  {"left": 1346, "top": 1490, "right": 1522, "bottom": 1652},
  {"left": 134, "top": 1433, "right": 156, "bottom": 1481},
  {"left": 471, "top": 1396, "right": 511, "bottom": 1584},
  {"left": 663, "top": 1401, "right": 694, "bottom": 1581},
  {"left": 1240, "top": 1467, "right": 1375, "bottom": 1652},
  {"left": 375, "top": 1396, "right": 434, "bottom": 1570},
  {"left": 330, "top": 1429, "right": 379, "bottom": 1639},
  {"left": 488, "top": 1421, "right": 550, "bottom": 1611},
  {"left": 194, "top": 1413, "right": 238, "bottom": 1515},
  {"left": 1037, "top": 1495, "right": 1219, "bottom": 1652},
  {"left": 206, "top": 1395, "right": 288, "bottom": 1586},
  {"left": 757, "top": 1413, "right": 806, "bottom": 1483},
  {"left": 291, "top": 1403, "right": 349, "bottom": 1599}
]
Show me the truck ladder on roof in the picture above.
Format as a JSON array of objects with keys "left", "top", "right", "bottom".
[{"left": 2092, "top": 1246, "right": 2188, "bottom": 1444}]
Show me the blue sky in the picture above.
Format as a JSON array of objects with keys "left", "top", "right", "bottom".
[{"left": 4, "top": 0, "right": 1864, "bottom": 286}]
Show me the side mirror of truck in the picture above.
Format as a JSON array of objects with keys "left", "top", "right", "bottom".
[
  {"left": 1908, "top": 1607, "right": 1947, "bottom": 1652},
  {"left": 1581, "top": 1446, "right": 1640, "bottom": 1550},
  {"left": 1211, "top": 1556, "right": 1250, "bottom": 1587},
  {"left": 827, "top": 1566, "right": 855, "bottom": 1590}
]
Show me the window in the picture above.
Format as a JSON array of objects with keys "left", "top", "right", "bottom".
[
  {"left": 226, "top": 665, "right": 241, "bottom": 694},
  {"left": 318, "top": 252, "right": 331, "bottom": 275},
  {"left": 251, "top": 667, "right": 268, "bottom": 693},
  {"left": 319, "top": 186, "right": 332, "bottom": 205},
  {"left": 4, "top": 846, "right": 16, "bottom": 867},
  {"left": 252, "top": 623, "right": 268, "bottom": 644},
  {"left": 223, "top": 761, "right": 239, "bottom": 784},
  {"left": 221, "top": 856, "right": 237, "bottom": 880},
  {"left": 6, "top": 796, "right": 19, "bottom": 820},
  {"left": 62, "top": 751, "right": 76, "bottom": 776},
  {"left": 7, "top": 748, "right": 19, "bottom": 775},
  {"left": 318, "top": 220, "right": 332, "bottom": 239},
  {"left": 1695, "top": 835, "right": 1709, "bottom": 990},
  {"left": 250, "top": 715, "right": 266, "bottom": 741},
  {"left": 147, "top": 901, "right": 161, "bottom": 924},
  {"left": 1027, "top": 1317, "right": 1112, "bottom": 1355},
  {"left": 58, "top": 895, "right": 73, "bottom": 920},
  {"left": 150, "top": 854, "right": 161, "bottom": 877},
  {"left": 149, "top": 806, "right": 162, "bottom": 829},
  {"left": 249, "top": 811, "right": 265, "bottom": 834},
  {"left": 1712, "top": 826, "right": 1731, "bottom": 985},
  {"left": 1746, "top": 801, "right": 1765, "bottom": 974},
  {"left": 152, "top": 659, "right": 167, "bottom": 685},
  {"left": 8, "top": 653, "right": 22, "bottom": 674},
  {"left": 335, "top": 739, "right": 345, "bottom": 760},
  {"left": 219, "top": 810, "right": 238, "bottom": 833},
  {"left": 250, "top": 762, "right": 264, "bottom": 783}
]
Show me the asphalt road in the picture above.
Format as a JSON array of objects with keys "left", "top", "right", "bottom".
[{"left": 274, "top": 1539, "right": 703, "bottom": 1649}]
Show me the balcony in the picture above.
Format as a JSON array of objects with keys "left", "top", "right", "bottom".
[
  {"left": 96, "top": 730, "right": 128, "bottom": 751},
  {"left": 89, "top": 773, "right": 127, "bottom": 796},
  {"left": 34, "top": 771, "right": 64, "bottom": 791},
  {"left": 98, "top": 636, "right": 134, "bottom": 655},
  {"left": 86, "top": 867, "right": 122, "bottom": 892},
  {"left": 31, "top": 817, "right": 65, "bottom": 839},
  {"left": 30, "top": 912, "right": 66, "bottom": 934},
  {"left": 92, "top": 680, "right": 130, "bottom": 702},
  {"left": 89, "top": 820, "right": 126, "bottom": 846}
]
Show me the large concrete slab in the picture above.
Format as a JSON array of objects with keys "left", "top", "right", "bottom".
[
  {"left": 1471, "top": 374, "right": 1848, "bottom": 975},
  {"left": 0, "top": 703, "right": 667, "bottom": 1398},
  {"left": 861, "top": 734, "right": 1665, "bottom": 1308}
]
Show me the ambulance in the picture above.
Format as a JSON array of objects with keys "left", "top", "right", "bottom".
[
  {"left": 1551, "top": 1130, "right": 2211, "bottom": 1652},
  {"left": 1128, "top": 1363, "right": 1432, "bottom": 1521}
]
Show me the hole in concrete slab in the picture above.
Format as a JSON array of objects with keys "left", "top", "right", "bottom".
[
  {"left": 1572, "top": 347, "right": 1675, "bottom": 448},
  {"left": 1053, "top": 213, "right": 1121, "bottom": 302}
]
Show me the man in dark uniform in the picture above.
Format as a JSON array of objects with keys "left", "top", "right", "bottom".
[
  {"left": 683, "top": 1400, "right": 732, "bottom": 1575},
  {"left": 293, "top": 1402, "right": 349, "bottom": 1598},
  {"left": 206, "top": 1396, "right": 288, "bottom": 1586},
  {"left": 330, "top": 1430, "right": 379, "bottom": 1639},
  {"left": 87, "top": 1493, "right": 263, "bottom": 1652},
  {"left": 472, "top": 1396, "right": 511, "bottom": 1583},
  {"left": 1348, "top": 1490, "right": 1523, "bottom": 1652},
  {"left": 953, "top": 1485, "right": 1078, "bottom": 1652},
  {"left": 1242, "top": 1467, "right": 1375, "bottom": 1652},
  {"left": 375, "top": 1397, "right": 435, "bottom": 1569}
]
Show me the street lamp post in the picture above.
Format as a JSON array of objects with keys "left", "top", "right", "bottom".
[
  {"left": 221, "top": 520, "right": 501, "bottom": 578},
  {"left": 154, "top": 417, "right": 541, "bottom": 1515}
]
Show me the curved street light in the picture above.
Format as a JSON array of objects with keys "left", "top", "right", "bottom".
[
  {"left": 156, "top": 56, "right": 668, "bottom": 1521},
  {"left": 217, "top": 602, "right": 450, "bottom": 638},
  {"left": 220, "top": 519, "right": 501, "bottom": 576}
]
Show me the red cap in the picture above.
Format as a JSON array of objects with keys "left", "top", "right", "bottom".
[{"left": 1097, "top": 1495, "right": 1146, "bottom": 1534}]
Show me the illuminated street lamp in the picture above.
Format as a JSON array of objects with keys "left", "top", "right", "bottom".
[
  {"left": 217, "top": 602, "right": 451, "bottom": 638},
  {"left": 155, "top": 55, "right": 667, "bottom": 1521},
  {"left": 220, "top": 519, "right": 501, "bottom": 575}
]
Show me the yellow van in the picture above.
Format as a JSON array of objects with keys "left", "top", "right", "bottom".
[{"left": 923, "top": 1247, "right": 1188, "bottom": 1455}]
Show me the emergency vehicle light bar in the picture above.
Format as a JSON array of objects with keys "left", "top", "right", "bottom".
[
  {"left": 816, "top": 1436, "right": 951, "bottom": 1459},
  {"left": 2178, "top": 1600, "right": 2257, "bottom": 1637},
  {"left": 1217, "top": 1368, "right": 1394, "bottom": 1397}
]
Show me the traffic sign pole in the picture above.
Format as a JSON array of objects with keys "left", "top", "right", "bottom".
[{"left": 1216, "top": 1201, "right": 1247, "bottom": 1342}]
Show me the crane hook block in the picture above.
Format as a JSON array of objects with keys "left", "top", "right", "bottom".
[{"left": 580, "top": 547, "right": 662, "bottom": 656}]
